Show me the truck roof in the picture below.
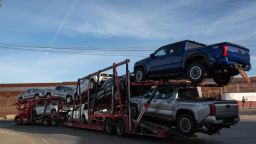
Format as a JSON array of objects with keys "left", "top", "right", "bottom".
[{"left": 160, "top": 40, "right": 207, "bottom": 49}]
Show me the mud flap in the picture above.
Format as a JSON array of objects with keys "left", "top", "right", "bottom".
[{"left": 239, "top": 70, "right": 250, "bottom": 83}]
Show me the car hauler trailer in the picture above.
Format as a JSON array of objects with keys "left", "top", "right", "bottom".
[
  {"left": 63, "top": 59, "right": 238, "bottom": 137},
  {"left": 15, "top": 96, "right": 69, "bottom": 126},
  {"left": 15, "top": 59, "right": 240, "bottom": 138}
]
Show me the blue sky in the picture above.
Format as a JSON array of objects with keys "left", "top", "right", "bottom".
[{"left": 0, "top": 0, "right": 255, "bottom": 83}]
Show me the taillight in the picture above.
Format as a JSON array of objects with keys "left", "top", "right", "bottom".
[
  {"left": 223, "top": 45, "right": 228, "bottom": 57},
  {"left": 209, "top": 104, "right": 216, "bottom": 116}
]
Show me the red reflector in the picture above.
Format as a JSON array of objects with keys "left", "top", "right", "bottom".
[
  {"left": 210, "top": 104, "right": 216, "bottom": 116},
  {"left": 223, "top": 45, "right": 228, "bottom": 57}
]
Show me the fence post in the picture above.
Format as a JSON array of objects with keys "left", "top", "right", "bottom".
[{"left": 237, "top": 84, "right": 240, "bottom": 92}]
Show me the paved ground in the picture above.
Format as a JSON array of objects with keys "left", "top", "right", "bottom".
[{"left": 0, "top": 115, "right": 256, "bottom": 144}]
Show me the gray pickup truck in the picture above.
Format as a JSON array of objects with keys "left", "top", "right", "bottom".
[{"left": 130, "top": 85, "right": 239, "bottom": 136}]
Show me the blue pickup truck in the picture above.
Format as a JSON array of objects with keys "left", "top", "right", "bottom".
[{"left": 134, "top": 40, "right": 251, "bottom": 85}]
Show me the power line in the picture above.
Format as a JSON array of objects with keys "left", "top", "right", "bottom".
[
  {"left": 0, "top": 42, "right": 156, "bottom": 52},
  {"left": 0, "top": 45, "right": 147, "bottom": 57}
]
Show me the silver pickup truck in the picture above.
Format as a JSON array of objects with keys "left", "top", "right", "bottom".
[
  {"left": 43, "top": 86, "right": 75, "bottom": 103},
  {"left": 130, "top": 86, "right": 239, "bottom": 136}
]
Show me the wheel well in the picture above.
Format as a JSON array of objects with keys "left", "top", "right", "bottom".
[
  {"left": 185, "top": 56, "right": 208, "bottom": 68},
  {"left": 176, "top": 109, "right": 195, "bottom": 120},
  {"left": 134, "top": 65, "right": 145, "bottom": 72}
]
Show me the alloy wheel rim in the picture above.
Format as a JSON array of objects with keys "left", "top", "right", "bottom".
[
  {"left": 190, "top": 66, "right": 201, "bottom": 80},
  {"left": 180, "top": 118, "right": 191, "bottom": 133},
  {"left": 136, "top": 71, "right": 143, "bottom": 81}
]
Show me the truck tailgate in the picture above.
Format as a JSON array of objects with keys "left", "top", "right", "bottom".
[
  {"left": 214, "top": 101, "right": 239, "bottom": 118},
  {"left": 226, "top": 43, "right": 250, "bottom": 65}
]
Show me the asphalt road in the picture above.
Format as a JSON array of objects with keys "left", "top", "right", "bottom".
[{"left": 0, "top": 115, "right": 256, "bottom": 144}]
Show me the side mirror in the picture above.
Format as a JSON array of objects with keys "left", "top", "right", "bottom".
[{"left": 150, "top": 53, "right": 154, "bottom": 58}]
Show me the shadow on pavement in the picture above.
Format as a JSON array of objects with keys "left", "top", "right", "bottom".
[{"left": 2, "top": 120, "right": 256, "bottom": 144}]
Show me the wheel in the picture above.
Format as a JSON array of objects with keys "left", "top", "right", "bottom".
[
  {"left": 130, "top": 104, "right": 139, "bottom": 119},
  {"left": 51, "top": 109, "right": 57, "bottom": 115},
  {"left": 43, "top": 118, "right": 49, "bottom": 126},
  {"left": 213, "top": 75, "right": 232, "bottom": 86},
  {"left": 135, "top": 68, "right": 145, "bottom": 81},
  {"left": 34, "top": 94, "right": 39, "bottom": 99},
  {"left": 104, "top": 118, "right": 114, "bottom": 134},
  {"left": 66, "top": 95, "right": 73, "bottom": 103},
  {"left": 205, "top": 125, "right": 222, "bottom": 133},
  {"left": 46, "top": 94, "right": 51, "bottom": 98},
  {"left": 15, "top": 117, "right": 21, "bottom": 125},
  {"left": 187, "top": 63, "right": 206, "bottom": 84},
  {"left": 51, "top": 119, "right": 58, "bottom": 126},
  {"left": 115, "top": 119, "right": 126, "bottom": 137},
  {"left": 177, "top": 114, "right": 197, "bottom": 136}
]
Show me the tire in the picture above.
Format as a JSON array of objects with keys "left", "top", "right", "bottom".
[
  {"left": 43, "top": 118, "right": 49, "bottom": 126},
  {"left": 187, "top": 63, "right": 206, "bottom": 84},
  {"left": 51, "top": 109, "right": 57, "bottom": 115},
  {"left": 115, "top": 119, "right": 126, "bottom": 137},
  {"left": 46, "top": 94, "right": 51, "bottom": 98},
  {"left": 104, "top": 118, "right": 114, "bottom": 134},
  {"left": 135, "top": 68, "right": 145, "bottom": 82},
  {"left": 66, "top": 95, "right": 73, "bottom": 103},
  {"left": 205, "top": 125, "right": 222, "bottom": 133},
  {"left": 130, "top": 104, "right": 139, "bottom": 119},
  {"left": 51, "top": 119, "right": 58, "bottom": 126},
  {"left": 15, "top": 117, "right": 21, "bottom": 125},
  {"left": 177, "top": 114, "right": 197, "bottom": 136},
  {"left": 34, "top": 94, "right": 39, "bottom": 99},
  {"left": 213, "top": 75, "right": 232, "bottom": 86}
]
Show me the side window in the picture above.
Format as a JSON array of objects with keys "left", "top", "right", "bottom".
[
  {"left": 56, "top": 86, "right": 61, "bottom": 91},
  {"left": 27, "top": 89, "right": 31, "bottom": 93},
  {"left": 167, "top": 43, "right": 180, "bottom": 55},
  {"left": 154, "top": 90, "right": 173, "bottom": 99},
  {"left": 154, "top": 49, "right": 167, "bottom": 57}
]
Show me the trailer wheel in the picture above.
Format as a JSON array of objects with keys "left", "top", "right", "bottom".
[
  {"left": 115, "top": 119, "right": 126, "bottom": 137},
  {"left": 15, "top": 117, "right": 21, "bottom": 125},
  {"left": 43, "top": 118, "right": 49, "bottom": 126},
  {"left": 51, "top": 119, "right": 58, "bottom": 126},
  {"left": 104, "top": 118, "right": 114, "bottom": 134}
]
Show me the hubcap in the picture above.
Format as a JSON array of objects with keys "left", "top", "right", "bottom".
[
  {"left": 190, "top": 66, "right": 201, "bottom": 80},
  {"left": 136, "top": 71, "right": 143, "bottom": 81},
  {"left": 67, "top": 97, "right": 71, "bottom": 103},
  {"left": 180, "top": 118, "right": 191, "bottom": 133}
]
